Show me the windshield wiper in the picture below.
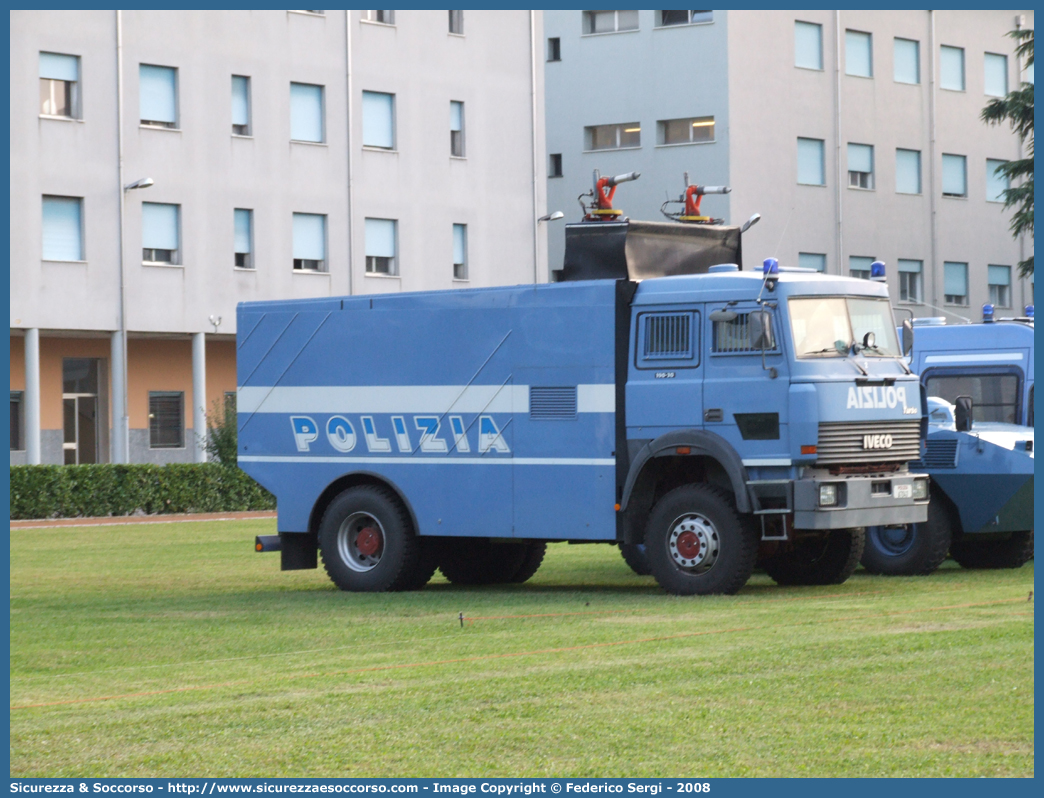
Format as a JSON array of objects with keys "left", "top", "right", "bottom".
[{"left": 802, "top": 347, "right": 845, "bottom": 356}]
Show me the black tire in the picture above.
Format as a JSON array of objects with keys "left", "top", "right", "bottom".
[
  {"left": 318, "top": 485, "right": 424, "bottom": 592},
  {"left": 399, "top": 537, "right": 441, "bottom": 591},
  {"left": 619, "top": 543, "right": 651, "bottom": 576},
  {"left": 765, "top": 528, "right": 865, "bottom": 586},
  {"left": 861, "top": 495, "right": 953, "bottom": 576},
  {"left": 510, "top": 542, "right": 547, "bottom": 583},
  {"left": 436, "top": 538, "right": 529, "bottom": 585},
  {"left": 644, "top": 484, "right": 757, "bottom": 596},
  {"left": 950, "top": 530, "right": 1034, "bottom": 569}
]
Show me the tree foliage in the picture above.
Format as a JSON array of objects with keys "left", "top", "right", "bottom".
[
  {"left": 981, "top": 28, "right": 1033, "bottom": 276},
  {"left": 205, "top": 395, "right": 238, "bottom": 465}
]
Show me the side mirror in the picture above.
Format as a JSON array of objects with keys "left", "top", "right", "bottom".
[
  {"left": 901, "top": 319, "right": 913, "bottom": 356},
  {"left": 709, "top": 308, "right": 738, "bottom": 323},
  {"left": 749, "top": 310, "right": 775, "bottom": 350},
  {"left": 954, "top": 395, "right": 973, "bottom": 432}
]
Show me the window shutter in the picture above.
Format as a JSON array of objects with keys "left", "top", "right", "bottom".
[
  {"left": 141, "top": 203, "right": 179, "bottom": 250},
  {"left": 797, "top": 138, "right": 825, "bottom": 185},
  {"left": 895, "top": 149, "right": 921, "bottom": 194},
  {"left": 845, "top": 30, "right": 872, "bottom": 76},
  {"left": 452, "top": 224, "right": 466, "bottom": 264},
  {"left": 231, "top": 76, "right": 249, "bottom": 126},
  {"left": 365, "top": 218, "right": 396, "bottom": 258},
  {"left": 940, "top": 46, "right": 965, "bottom": 90},
  {"left": 39, "top": 52, "right": 78, "bottom": 81},
  {"left": 897, "top": 259, "right": 922, "bottom": 274},
  {"left": 988, "top": 265, "right": 1010, "bottom": 287},
  {"left": 798, "top": 253, "right": 826, "bottom": 272},
  {"left": 139, "top": 65, "right": 177, "bottom": 123},
  {"left": 986, "top": 159, "right": 1008, "bottom": 202},
  {"left": 944, "top": 262, "right": 967, "bottom": 296},
  {"left": 848, "top": 143, "right": 873, "bottom": 173},
  {"left": 794, "top": 22, "right": 822, "bottom": 70},
  {"left": 292, "top": 213, "right": 325, "bottom": 260},
  {"left": 42, "top": 197, "right": 82, "bottom": 261},
  {"left": 234, "top": 209, "right": 251, "bottom": 254},
  {"left": 450, "top": 100, "right": 463, "bottom": 132},
  {"left": 362, "top": 91, "right": 394, "bottom": 148},
  {"left": 893, "top": 38, "right": 919, "bottom": 84},
  {"left": 942, "top": 154, "right": 966, "bottom": 195},
  {"left": 290, "top": 83, "right": 323, "bottom": 142},
  {"left": 984, "top": 53, "right": 1008, "bottom": 97}
]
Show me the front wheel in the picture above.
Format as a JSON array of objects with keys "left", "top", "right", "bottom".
[
  {"left": 619, "top": 543, "right": 651, "bottom": 576},
  {"left": 861, "top": 496, "right": 952, "bottom": 576},
  {"left": 644, "top": 484, "right": 757, "bottom": 596},
  {"left": 765, "top": 528, "right": 865, "bottom": 586}
]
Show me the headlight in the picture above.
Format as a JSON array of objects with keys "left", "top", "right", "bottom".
[
  {"left": 912, "top": 478, "right": 929, "bottom": 500},
  {"left": 819, "top": 484, "right": 838, "bottom": 506}
]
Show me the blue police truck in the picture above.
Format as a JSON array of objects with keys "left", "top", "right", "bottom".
[
  {"left": 238, "top": 222, "right": 928, "bottom": 595},
  {"left": 861, "top": 309, "right": 1034, "bottom": 575}
]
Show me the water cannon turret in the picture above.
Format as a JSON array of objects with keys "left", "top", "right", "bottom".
[
  {"left": 579, "top": 169, "right": 640, "bottom": 221},
  {"left": 661, "top": 172, "right": 730, "bottom": 224}
]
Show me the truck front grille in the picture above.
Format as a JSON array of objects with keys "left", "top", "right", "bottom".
[{"left": 816, "top": 420, "right": 921, "bottom": 466}]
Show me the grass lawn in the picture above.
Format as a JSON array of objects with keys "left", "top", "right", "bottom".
[{"left": 9, "top": 518, "right": 1034, "bottom": 778}]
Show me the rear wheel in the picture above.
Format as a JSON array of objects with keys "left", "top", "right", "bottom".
[
  {"left": 510, "top": 542, "right": 548, "bottom": 583},
  {"left": 436, "top": 538, "right": 529, "bottom": 585},
  {"left": 644, "top": 484, "right": 757, "bottom": 596},
  {"left": 765, "top": 528, "right": 865, "bottom": 586},
  {"left": 861, "top": 495, "right": 952, "bottom": 576},
  {"left": 950, "top": 531, "right": 1034, "bottom": 569},
  {"left": 318, "top": 486, "right": 425, "bottom": 592},
  {"left": 619, "top": 543, "right": 651, "bottom": 576}
]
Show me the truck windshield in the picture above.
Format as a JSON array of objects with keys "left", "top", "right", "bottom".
[{"left": 789, "top": 296, "right": 900, "bottom": 357}]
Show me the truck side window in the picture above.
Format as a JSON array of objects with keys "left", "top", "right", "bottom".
[
  {"left": 712, "top": 312, "right": 779, "bottom": 354},
  {"left": 924, "top": 372, "right": 1019, "bottom": 424},
  {"left": 636, "top": 311, "right": 699, "bottom": 368}
]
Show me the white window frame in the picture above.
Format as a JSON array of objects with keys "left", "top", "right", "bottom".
[
  {"left": 452, "top": 223, "right": 468, "bottom": 281},
  {"left": 234, "top": 208, "right": 253, "bottom": 270},
  {"left": 988, "top": 265, "right": 1012, "bottom": 308},
  {"left": 847, "top": 143, "right": 874, "bottom": 190},
  {"left": 898, "top": 259, "right": 923, "bottom": 304},
  {"left": 141, "top": 202, "right": 181, "bottom": 266},
  {"left": 362, "top": 10, "right": 395, "bottom": 25},
  {"left": 582, "top": 10, "right": 639, "bottom": 36},
  {"left": 849, "top": 256, "right": 875, "bottom": 281},
  {"left": 39, "top": 52, "right": 81, "bottom": 120},
  {"left": 584, "top": 122, "right": 641, "bottom": 152},
  {"left": 655, "top": 10, "right": 713, "bottom": 28},
  {"left": 365, "top": 217, "right": 398, "bottom": 276},
  {"left": 292, "top": 212, "right": 328, "bottom": 272},
  {"left": 231, "top": 75, "right": 251, "bottom": 136},
  {"left": 450, "top": 100, "right": 465, "bottom": 157},
  {"left": 944, "top": 261, "right": 969, "bottom": 306},
  {"left": 657, "top": 116, "right": 715, "bottom": 147}
]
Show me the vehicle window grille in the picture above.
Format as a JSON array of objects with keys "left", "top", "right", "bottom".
[
  {"left": 911, "top": 438, "right": 959, "bottom": 469},
  {"left": 644, "top": 313, "right": 692, "bottom": 359},
  {"left": 530, "top": 386, "right": 577, "bottom": 420},
  {"left": 713, "top": 313, "right": 777, "bottom": 353}
]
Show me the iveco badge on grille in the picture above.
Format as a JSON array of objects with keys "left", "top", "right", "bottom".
[{"left": 863, "top": 433, "right": 894, "bottom": 450}]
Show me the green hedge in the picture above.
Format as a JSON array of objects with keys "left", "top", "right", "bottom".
[{"left": 9, "top": 464, "right": 276, "bottom": 520}]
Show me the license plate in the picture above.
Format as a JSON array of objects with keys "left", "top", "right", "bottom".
[{"left": 893, "top": 484, "right": 912, "bottom": 499}]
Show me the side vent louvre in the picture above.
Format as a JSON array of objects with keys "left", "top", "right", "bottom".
[
  {"left": 644, "top": 313, "right": 692, "bottom": 359},
  {"left": 911, "top": 438, "right": 959, "bottom": 469},
  {"left": 530, "top": 386, "right": 577, "bottom": 420}
]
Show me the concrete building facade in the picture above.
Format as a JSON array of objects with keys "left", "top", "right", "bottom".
[
  {"left": 11, "top": 9, "right": 548, "bottom": 465},
  {"left": 544, "top": 10, "right": 1033, "bottom": 315}
]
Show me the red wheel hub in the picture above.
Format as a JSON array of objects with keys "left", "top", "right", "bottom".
[
  {"left": 356, "top": 526, "right": 381, "bottom": 556},
  {"left": 676, "top": 530, "right": 701, "bottom": 560}
]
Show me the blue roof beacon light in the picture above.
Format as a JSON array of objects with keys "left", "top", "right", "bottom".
[
  {"left": 870, "top": 260, "right": 887, "bottom": 282},
  {"left": 1025, "top": 304, "right": 1034, "bottom": 319},
  {"left": 982, "top": 303, "right": 995, "bottom": 323},
  {"left": 762, "top": 257, "right": 779, "bottom": 292}
]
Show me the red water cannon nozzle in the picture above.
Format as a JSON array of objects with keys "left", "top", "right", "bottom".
[
  {"left": 580, "top": 169, "right": 640, "bottom": 220},
  {"left": 662, "top": 172, "right": 730, "bottom": 224}
]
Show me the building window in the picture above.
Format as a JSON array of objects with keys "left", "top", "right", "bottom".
[
  {"left": 988, "top": 265, "right": 1012, "bottom": 307},
  {"left": 847, "top": 143, "right": 874, "bottom": 189},
  {"left": 940, "top": 45, "right": 965, "bottom": 91},
  {"left": 149, "top": 391, "right": 184, "bottom": 449},
  {"left": 986, "top": 159, "right": 1009, "bottom": 203},
  {"left": 657, "top": 10, "right": 712, "bottom": 27},
  {"left": 452, "top": 223, "right": 467, "bottom": 280},
  {"left": 549, "top": 153, "right": 563, "bottom": 178},
  {"left": 583, "top": 10, "right": 639, "bottom": 35},
  {"left": 231, "top": 75, "right": 251, "bottom": 135},
  {"left": 234, "top": 209, "right": 253, "bottom": 269},
  {"left": 585, "top": 122, "right": 640, "bottom": 151},
  {"left": 794, "top": 21, "right": 823, "bottom": 70},
  {"left": 365, "top": 217, "right": 397, "bottom": 275},
  {"left": 139, "top": 64, "right": 178, "bottom": 128},
  {"left": 849, "top": 256, "right": 874, "bottom": 280},
  {"left": 292, "top": 213, "right": 326, "bottom": 271},
  {"left": 547, "top": 37, "right": 561, "bottom": 62},
  {"left": 290, "top": 82, "right": 324, "bottom": 143},
  {"left": 893, "top": 37, "right": 920, "bottom": 84},
  {"left": 362, "top": 90, "right": 395, "bottom": 149},
  {"left": 448, "top": 10, "right": 463, "bottom": 34},
  {"left": 142, "top": 202, "right": 180, "bottom": 264},
  {"left": 944, "top": 261, "right": 968, "bottom": 305},
  {"left": 984, "top": 53, "right": 1008, "bottom": 97},
  {"left": 39, "top": 52, "right": 79, "bottom": 118},
  {"left": 895, "top": 148, "right": 922, "bottom": 194},
  {"left": 10, "top": 391, "right": 24, "bottom": 451},
  {"left": 658, "top": 116, "right": 714, "bottom": 145},
  {"left": 845, "top": 30, "right": 872, "bottom": 77},
  {"left": 898, "top": 259, "right": 923, "bottom": 303},
  {"left": 41, "top": 196, "right": 83, "bottom": 261},
  {"left": 798, "top": 252, "right": 826, "bottom": 272},
  {"left": 941, "top": 154, "right": 967, "bottom": 197},
  {"left": 363, "top": 10, "right": 395, "bottom": 24},
  {"left": 797, "top": 137, "right": 825, "bottom": 185},
  {"left": 450, "top": 100, "right": 465, "bottom": 157}
]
